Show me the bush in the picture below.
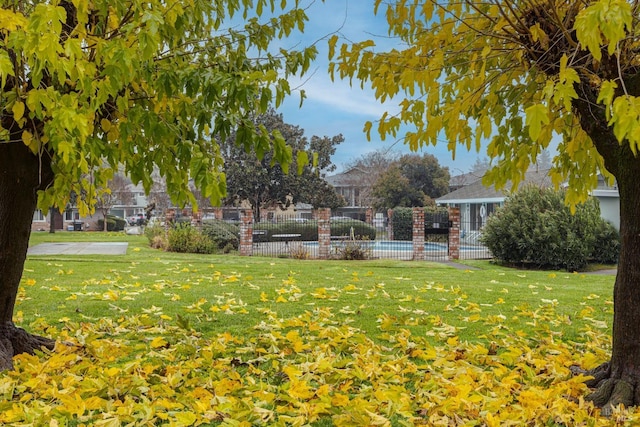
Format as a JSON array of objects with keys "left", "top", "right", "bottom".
[
  {"left": 167, "top": 223, "right": 216, "bottom": 254},
  {"left": 144, "top": 223, "right": 168, "bottom": 250},
  {"left": 333, "top": 240, "right": 373, "bottom": 260},
  {"left": 482, "top": 186, "right": 620, "bottom": 271},
  {"left": 329, "top": 219, "right": 376, "bottom": 241},
  {"left": 97, "top": 215, "right": 127, "bottom": 231},
  {"left": 591, "top": 220, "right": 620, "bottom": 264},
  {"left": 391, "top": 207, "right": 449, "bottom": 241},
  {"left": 144, "top": 223, "right": 166, "bottom": 242},
  {"left": 254, "top": 221, "right": 319, "bottom": 241},
  {"left": 391, "top": 208, "right": 413, "bottom": 240},
  {"left": 201, "top": 220, "right": 240, "bottom": 252}
]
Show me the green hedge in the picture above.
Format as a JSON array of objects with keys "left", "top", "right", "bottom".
[
  {"left": 167, "top": 223, "right": 216, "bottom": 254},
  {"left": 482, "top": 186, "right": 620, "bottom": 271},
  {"left": 254, "top": 221, "right": 319, "bottom": 241},
  {"left": 329, "top": 219, "right": 376, "bottom": 240},
  {"left": 97, "top": 215, "right": 127, "bottom": 231},
  {"left": 252, "top": 219, "right": 376, "bottom": 241},
  {"left": 391, "top": 207, "right": 449, "bottom": 241},
  {"left": 201, "top": 220, "right": 240, "bottom": 252}
]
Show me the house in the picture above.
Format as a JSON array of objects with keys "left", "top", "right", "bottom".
[
  {"left": 325, "top": 167, "right": 374, "bottom": 220},
  {"left": 31, "top": 181, "right": 151, "bottom": 232},
  {"left": 435, "top": 169, "right": 620, "bottom": 235}
]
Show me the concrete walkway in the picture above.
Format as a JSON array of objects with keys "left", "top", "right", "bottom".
[{"left": 27, "top": 242, "right": 129, "bottom": 256}]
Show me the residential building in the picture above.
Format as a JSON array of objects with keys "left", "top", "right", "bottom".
[{"left": 435, "top": 169, "right": 621, "bottom": 238}]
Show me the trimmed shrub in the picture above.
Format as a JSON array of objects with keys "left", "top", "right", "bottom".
[
  {"left": 254, "top": 221, "right": 319, "bottom": 241},
  {"left": 145, "top": 223, "right": 168, "bottom": 249},
  {"left": 201, "top": 220, "right": 240, "bottom": 252},
  {"left": 97, "top": 215, "right": 127, "bottom": 231},
  {"left": 591, "top": 220, "right": 620, "bottom": 264},
  {"left": 144, "top": 223, "right": 165, "bottom": 241},
  {"left": 391, "top": 208, "right": 413, "bottom": 241},
  {"left": 330, "top": 219, "right": 376, "bottom": 241},
  {"left": 167, "top": 223, "right": 216, "bottom": 254},
  {"left": 482, "top": 186, "right": 620, "bottom": 270},
  {"left": 391, "top": 207, "right": 449, "bottom": 241}
]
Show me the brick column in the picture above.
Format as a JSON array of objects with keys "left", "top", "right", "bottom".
[
  {"left": 317, "top": 208, "right": 331, "bottom": 259},
  {"left": 239, "top": 209, "right": 253, "bottom": 256},
  {"left": 448, "top": 207, "right": 460, "bottom": 260},
  {"left": 387, "top": 209, "right": 394, "bottom": 240},
  {"left": 412, "top": 207, "right": 425, "bottom": 261}
]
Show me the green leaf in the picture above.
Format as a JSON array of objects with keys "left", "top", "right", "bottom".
[
  {"left": 0, "top": 50, "right": 14, "bottom": 89},
  {"left": 597, "top": 80, "right": 617, "bottom": 118},
  {"left": 296, "top": 150, "right": 308, "bottom": 175},
  {"left": 12, "top": 100, "right": 25, "bottom": 122},
  {"left": 575, "top": 4, "right": 604, "bottom": 61},
  {"left": 525, "top": 104, "right": 550, "bottom": 141}
]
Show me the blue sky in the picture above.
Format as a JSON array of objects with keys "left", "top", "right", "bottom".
[{"left": 273, "top": 0, "right": 485, "bottom": 175}]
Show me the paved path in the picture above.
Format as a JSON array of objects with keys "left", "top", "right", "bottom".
[{"left": 27, "top": 242, "right": 129, "bottom": 256}]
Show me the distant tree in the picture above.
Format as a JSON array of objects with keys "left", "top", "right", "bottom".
[
  {"left": 344, "top": 149, "right": 400, "bottom": 172},
  {"left": 342, "top": 149, "right": 400, "bottom": 207},
  {"left": 536, "top": 150, "right": 553, "bottom": 171},
  {"left": 221, "top": 110, "right": 344, "bottom": 220},
  {"left": 371, "top": 166, "right": 418, "bottom": 209},
  {"left": 148, "top": 171, "right": 171, "bottom": 217},
  {"left": 471, "top": 158, "right": 490, "bottom": 174},
  {"left": 372, "top": 154, "right": 450, "bottom": 209},
  {"left": 95, "top": 173, "right": 134, "bottom": 231}
]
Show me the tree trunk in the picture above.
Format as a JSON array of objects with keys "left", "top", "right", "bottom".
[
  {"left": 574, "top": 148, "right": 640, "bottom": 415},
  {"left": 0, "top": 143, "right": 56, "bottom": 370}
]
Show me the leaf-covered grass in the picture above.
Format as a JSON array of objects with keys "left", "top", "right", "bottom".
[{"left": 2, "top": 231, "right": 628, "bottom": 425}]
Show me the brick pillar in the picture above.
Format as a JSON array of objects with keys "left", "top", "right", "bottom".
[
  {"left": 387, "top": 209, "right": 394, "bottom": 240},
  {"left": 213, "top": 207, "right": 223, "bottom": 220},
  {"left": 448, "top": 207, "right": 460, "bottom": 260},
  {"left": 317, "top": 208, "right": 331, "bottom": 259},
  {"left": 239, "top": 209, "right": 253, "bottom": 256},
  {"left": 365, "top": 208, "right": 373, "bottom": 226},
  {"left": 412, "top": 207, "right": 425, "bottom": 261}
]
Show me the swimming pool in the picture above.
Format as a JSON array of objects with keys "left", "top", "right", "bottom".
[
  {"left": 303, "top": 240, "right": 485, "bottom": 252},
  {"left": 303, "top": 241, "right": 448, "bottom": 251}
]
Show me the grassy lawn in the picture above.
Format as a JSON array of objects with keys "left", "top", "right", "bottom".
[{"left": 1, "top": 231, "right": 625, "bottom": 425}]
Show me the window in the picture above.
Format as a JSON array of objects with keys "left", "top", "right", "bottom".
[
  {"left": 33, "top": 210, "right": 46, "bottom": 222},
  {"left": 64, "top": 210, "right": 78, "bottom": 221}
]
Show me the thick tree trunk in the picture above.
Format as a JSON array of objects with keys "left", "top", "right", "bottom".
[
  {"left": 0, "top": 143, "right": 55, "bottom": 370},
  {"left": 574, "top": 148, "right": 640, "bottom": 415}
]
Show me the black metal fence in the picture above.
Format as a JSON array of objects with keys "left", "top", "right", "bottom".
[
  {"left": 457, "top": 218, "right": 492, "bottom": 260},
  {"left": 199, "top": 209, "right": 492, "bottom": 261},
  {"left": 249, "top": 212, "right": 471, "bottom": 261}
]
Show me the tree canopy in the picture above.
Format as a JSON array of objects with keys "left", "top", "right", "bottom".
[
  {"left": 371, "top": 153, "right": 450, "bottom": 209},
  {"left": 330, "top": 0, "right": 640, "bottom": 413},
  {"left": 1, "top": 0, "right": 318, "bottom": 214},
  {"left": 221, "top": 109, "right": 345, "bottom": 220},
  {"left": 0, "top": 0, "right": 322, "bottom": 369},
  {"left": 329, "top": 0, "right": 636, "bottom": 203}
]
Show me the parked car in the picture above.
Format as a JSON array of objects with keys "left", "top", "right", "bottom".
[{"left": 128, "top": 214, "right": 146, "bottom": 226}]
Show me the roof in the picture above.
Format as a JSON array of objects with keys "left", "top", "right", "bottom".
[
  {"left": 436, "top": 169, "right": 553, "bottom": 204},
  {"left": 449, "top": 171, "right": 485, "bottom": 190},
  {"left": 325, "top": 167, "right": 369, "bottom": 187}
]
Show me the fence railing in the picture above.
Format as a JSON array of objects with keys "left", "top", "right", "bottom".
[{"left": 231, "top": 207, "right": 492, "bottom": 261}]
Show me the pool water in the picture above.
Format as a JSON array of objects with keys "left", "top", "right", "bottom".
[{"left": 304, "top": 241, "right": 449, "bottom": 251}]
